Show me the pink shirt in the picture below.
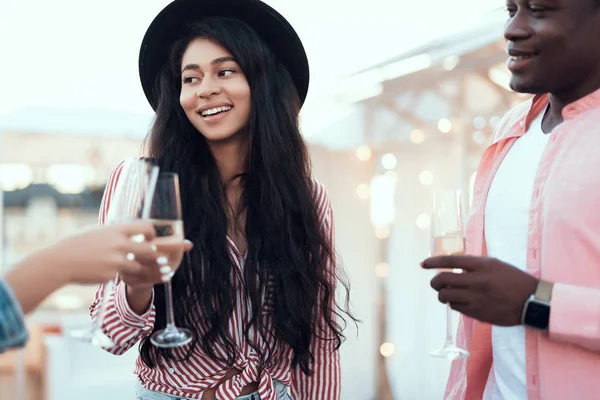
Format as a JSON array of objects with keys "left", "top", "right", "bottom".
[
  {"left": 89, "top": 161, "right": 341, "bottom": 400},
  {"left": 446, "top": 89, "right": 600, "bottom": 400}
]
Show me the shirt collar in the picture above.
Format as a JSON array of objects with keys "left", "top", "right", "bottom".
[{"left": 526, "top": 86, "right": 600, "bottom": 127}]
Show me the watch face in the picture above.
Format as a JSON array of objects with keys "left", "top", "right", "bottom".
[{"left": 525, "top": 301, "right": 550, "bottom": 330}]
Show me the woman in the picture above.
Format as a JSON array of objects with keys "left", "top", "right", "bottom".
[
  {"left": 1, "top": 221, "right": 160, "bottom": 353},
  {"left": 90, "top": 1, "right": 355, "bottom": 399}
]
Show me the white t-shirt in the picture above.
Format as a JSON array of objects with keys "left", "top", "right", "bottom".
[{"left": 483, "top": 109, "right": 550, "bottom": 400}]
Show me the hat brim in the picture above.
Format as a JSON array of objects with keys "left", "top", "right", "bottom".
[{"left": 139, "top": 0, "right": 310, "bottom": 111}]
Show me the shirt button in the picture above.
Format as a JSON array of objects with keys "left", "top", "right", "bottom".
[
  {"left": 142, "top": 326, "right": 151, "bottom": 331},
  {"left": 169, "top": 368, "right": 175, "bottom": 373}
]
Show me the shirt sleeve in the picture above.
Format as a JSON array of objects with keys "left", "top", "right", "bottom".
[
  {"left": 0, "top": 278, "right": 29, "bottom": 353},
  {"left": 290, "top": 180, "right": 341, "bottom": 400},
  {"left": 549, "top": 283, "right": 600, "bottom": 352}
]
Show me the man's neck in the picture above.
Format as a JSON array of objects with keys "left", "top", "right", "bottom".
[{"left": 541, "top": 100, "right": 562, "bottom": 134}]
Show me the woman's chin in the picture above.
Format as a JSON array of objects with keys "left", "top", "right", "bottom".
[{"left": 200, "top": 129, "right": 246, "bottom": 145}]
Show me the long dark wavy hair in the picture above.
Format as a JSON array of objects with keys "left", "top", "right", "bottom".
[{"left": 139, "top": 17, "right": 356, "bottom": 376}]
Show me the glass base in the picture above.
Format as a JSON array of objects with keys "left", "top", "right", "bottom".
[
  {"left": 150, "top": 327, "right": 193, "bottom": 348},
  {"left": 430, "top": 344, "right": 470, "bottom": 360},
  {"left": 69, "top": 328, "right": 114, "bottom": 348}
]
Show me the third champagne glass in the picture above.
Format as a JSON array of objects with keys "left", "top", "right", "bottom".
[
  {"left": 148, "top": 173, "right": 193, "bottom": 348},
  {"left": 429, "top": 189, "right": 470, "bottom": 360}
]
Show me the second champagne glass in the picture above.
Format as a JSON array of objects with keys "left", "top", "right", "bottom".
[
  {"left": 429, "top": 189, "right": 470, "bottom": 360},
  {"left": 148, "top": 173, "right": 193, "bottom": 348},
  {"left": 70, "top": 158, "right": 159, "bottom": 347}
]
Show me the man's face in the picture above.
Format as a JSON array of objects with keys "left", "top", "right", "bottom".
[{"left": 504, "top": 0, "right": 600, "bottom": 97}]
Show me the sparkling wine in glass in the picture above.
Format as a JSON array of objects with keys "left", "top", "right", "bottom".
[
  {"left": 431, "top": 234, "right": 465, "bottom": 272},
  {"left": 429, "top": 189, "right": 470, "bottom": 360},
  {"left": 148, "top": 173, "right": 193, "bottom": 348},
  {"left": 70, "top": 158, "right": 159, "bottom": 347}
]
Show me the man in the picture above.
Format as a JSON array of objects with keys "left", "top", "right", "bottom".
[{"left": 421, "top": 1, "right": 600, "bottom": 399}]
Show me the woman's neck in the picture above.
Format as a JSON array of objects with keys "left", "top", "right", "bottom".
[
  {"left": 208, "top": 137, "right": 249, "bottom": 253},
  {"left": 209, "top": 137, "right": 249, "bottom": 185}
]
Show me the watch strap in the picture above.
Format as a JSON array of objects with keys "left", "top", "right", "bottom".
[{"left": 534, "top": 279, "right": 553, "bottom": 303}]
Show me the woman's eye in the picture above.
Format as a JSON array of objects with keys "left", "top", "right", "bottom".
[{"left": 219, "top": 69, "right": 235, "bottom": 77}]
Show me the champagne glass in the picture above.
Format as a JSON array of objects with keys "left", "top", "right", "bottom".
[
  {"left": 429, "top": 189, "right": 470, "bottom": 360},
  {"left": 148, "top": 173, "right": 192, "bottom": 348},
  {"left": 70, "top": 159, "right": 159, "bottom": 347}
]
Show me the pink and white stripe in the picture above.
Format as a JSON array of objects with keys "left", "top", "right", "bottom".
[{"left": 89, "top": 165, "right": 341, "bottom": 400}]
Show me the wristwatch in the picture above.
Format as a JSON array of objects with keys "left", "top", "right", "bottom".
[{"left": 521, "top": 280, "right": 553, "bottom": 330}]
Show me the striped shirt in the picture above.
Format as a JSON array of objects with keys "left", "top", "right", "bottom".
[
  {"left": 90, "top": 161, "right": 341, "bottom": 400},
  {"left": 0, "top": 278, "right": 28, "bottom": 352}
]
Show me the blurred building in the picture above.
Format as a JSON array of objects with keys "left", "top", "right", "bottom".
[
  {"left": 308, "top": 14, "right": 529, "bottom": 400},
  {"left": 0, "top": 106, "right": 153, "bottom": 264}
]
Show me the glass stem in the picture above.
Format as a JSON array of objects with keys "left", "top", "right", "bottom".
[
  {"left": 445, "top": 304, "right": 454, "bottom": 345},
  {"left": 164, "top": 278, "right": 176, "bottom": 331}
]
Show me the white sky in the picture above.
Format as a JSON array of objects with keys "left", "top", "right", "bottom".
[{"left": 0, "top": 0, "right": 503, "bottom": 119}]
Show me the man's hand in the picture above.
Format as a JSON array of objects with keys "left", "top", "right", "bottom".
[{"left": 421, "top": 255, "right": 539, "bottom": 326}]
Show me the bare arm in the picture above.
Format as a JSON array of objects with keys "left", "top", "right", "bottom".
[
  {"left": 4, "top": 248, "right": 70, "bottom": 314},
  {"left": 4, "top": 221, "right": 157, "bottom": 315}
]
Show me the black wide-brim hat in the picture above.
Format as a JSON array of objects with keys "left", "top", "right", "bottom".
[{"left": 139, "top": 0, "right": 310, "bottom": 111}]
